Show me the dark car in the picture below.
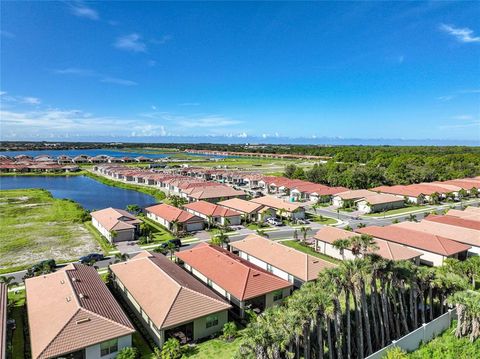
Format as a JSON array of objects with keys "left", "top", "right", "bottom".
[
  {"left": 79, "top": 253, "right": 104, "bottom": 264},
  {"left": 161, "top": 239, "right": 182, "bottom": 249}
]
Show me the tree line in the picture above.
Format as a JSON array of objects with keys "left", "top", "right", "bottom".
[
  {"left": 283, "top": 155, "right": 480, "bottom": 189},
  {"left": 236, "top": 252, "right": 480, "bottom": 359}
]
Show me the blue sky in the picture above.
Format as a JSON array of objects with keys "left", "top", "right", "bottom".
[{"left": 1, "top": 1, "right": 479, "bottom": 143}]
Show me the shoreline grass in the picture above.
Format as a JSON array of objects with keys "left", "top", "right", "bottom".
[
  {"left": 0, "top": 188, "right": 101, "bottom": 271},
  {"left": 84, "top": 171, "right": 166, "bottom": 201}
]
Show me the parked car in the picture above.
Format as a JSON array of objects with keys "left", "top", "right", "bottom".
[
  {"left": 79, "top": 253, "right": 104, "bottom": 264},
  {"left": 296, "top": 219, "right": 310, "bottom": 225},
  {"left": 161, "top": 238, "right": 182, "bottom": 249},
  {"left": 267, "top": 218, "right": 283, "bottom": 226}
]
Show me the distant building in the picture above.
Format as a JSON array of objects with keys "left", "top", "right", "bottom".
[
  {"left": 91, "top": 207, "right": 142, "bottom": 243},
  {"left": 250, "top": 195, "right": 305, "bottom": 219},
  {"left": 25, "top": 263, "right": 135, "bottom": 359},
  {"left": 183, "top": 201, "right": 242, "bottom": 226},
  {"left": 230, "top": 234, "right": 336, "bottom": 287},
  {"left": 357, "top": 226, "right": 470, "bottom": 266},
  {"left": 145, "top": 203, "right": 204, "bottom": 232},
  {"left": 313, "top": 226, "right": 422, "bottom": 263}
]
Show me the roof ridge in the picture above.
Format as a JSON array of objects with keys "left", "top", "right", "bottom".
[
  {"left": 385, "top": 241, "right": 394, "bottom": 260},
  {"left": 434, "top": 235, "right": 449, "bottom": 255},
  {"left": 37, "top": 308, "right": 81, "bottom": 359},
  {"left": 240, "top": 268, "right": 252, "bottom": 300},
  {"left": 181, "top": 286, "right": 230, "bottom": 308},
  {"left": 160, "top": 287, "right": 182, "bottom": 328},
  {"left": 79, "top": 306, "right": 135, "bottom": 332}
]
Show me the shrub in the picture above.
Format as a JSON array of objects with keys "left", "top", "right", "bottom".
[
  {"left": 160, "top": 338, "right": 182, "bottom": 359},
  {"left": 384, "top": 346, "right": 408, "bottom": 359},
  {"left": 116, "top": 347, "right": 138, "bottom": 359},
  {"left": 221, "top": 321, "right": 238, "bottom": 341}
]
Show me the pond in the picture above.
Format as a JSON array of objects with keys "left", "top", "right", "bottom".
[{"left": 0, "top": 175, "right": 157, "bottom": 210}]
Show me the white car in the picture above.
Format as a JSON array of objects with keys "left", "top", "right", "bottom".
[{"left": 267, "top": 218, "right": 283, "bottom": 226}]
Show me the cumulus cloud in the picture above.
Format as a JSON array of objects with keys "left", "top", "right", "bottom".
[
  {"left": 440, "top": 24, "right": 480, "bottom": 43},
  {"left": 69, "top": 1, "right": 99, "bottom": 20},
  {"left": 114, "top": 33, "right": 147, "bottom": 52}
]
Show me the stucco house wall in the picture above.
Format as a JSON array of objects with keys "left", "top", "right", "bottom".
[{"left": 84, "top": 335, "right": 132, "bottom": 359}]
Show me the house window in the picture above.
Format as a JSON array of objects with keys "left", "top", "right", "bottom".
[
  {"left": 206, "top": 314, "right": 219, "bottom": 328},
  {"left": 207, "top": 279, "right": 212, "bottom": 286},
  {"left": 100, "top": 338, "right": 118, "bottom": 356},
  {"left": 266, "top": 264, "right": 273, "bottom": 272},
  {"left": 273, "top": 290, "right": 283, "bottom": 302}
]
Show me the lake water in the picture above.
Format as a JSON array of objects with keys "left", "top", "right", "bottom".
[
  {"left": 0, "top": 148, "right": 228, "bottom": 159},
  {"left": 0, "top": 176, "right": 157, "bottom": 210}
]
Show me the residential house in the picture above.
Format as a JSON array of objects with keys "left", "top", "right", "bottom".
[
  {"left": 445, "top": 208, "right": 480, "bottom": 222},
  {"left": 183, "top": 201, "right": 242, "bottom": 226},
  {"left": 183, "top": 185, "right": 247, "bottom": 203},
  {"left": 332, "top": 190, "right": 378, "bottom": 208},
  {"left": 393, "top": 220, "right": 480, "bottom": 255},
  {"left": 145, "top": 204, "right": 204, "bottom": 232},
  {"left": 176, "top": 243, "right": 292, "bottom": 318},
  {"left": 217, "top": 198, "right": 265, "bottom": 222},
  {"left": 230, "top": 234, "right": 336, "bottom": 287},
  {"left": 250, "top": 196, "right": 305, "bottom": 220},
  {"left": 110, "top": 252, "right": 231, "bottom": 347},
  {"left": 357, "top": 226, "right": 470, "bottom": 266},
  {"left": 25, "top": 263, "right": 135, "bottom": 359},
  {"left": 355, "top": 194, "right": 405, "bottom": 213},
  {"left": 91, "top": 207, "right": 142, "bottom": 243},
  {"left": 425, "top": 214, "right": 480, "bottom": 231},
  {"left": 313, "top": 226, "right": 422, "bottom": 263}
]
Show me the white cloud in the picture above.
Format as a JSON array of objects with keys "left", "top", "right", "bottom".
[
  {"left": 21, "top": 97, "right": 41, "bottom": 105},
  {"left": 53, "top": 68, "right": 138, "bottom": 86},
  {"left": 69, "top": 2, "right": 99, "bottom": 21},
  {"left": 452, "top": 115, "right": 473, "bottom": 120},
  {"left": 437, "top": 95, "right": 455, "bottom": 101},
  {"left": 440, "top": 24, "right": 480, "bottom": 43},
  {"left": 53, "top": 68, "right": 95, "bottom": 76},
  {"left": 237, "top": 132, "right": 248, "bottom": 138},
  {"left": 0, "top": 91, "right": 6, "bottom": 96},
  {"left": 114, "top": 33, "right": 147, "bottom": 52},
  {"left": 100, "top": 77, "right": 138, "bottom": 86}
]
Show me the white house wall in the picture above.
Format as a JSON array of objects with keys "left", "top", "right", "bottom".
[{"left": 84, "top": 335, "right": 132, "bottom": 359}]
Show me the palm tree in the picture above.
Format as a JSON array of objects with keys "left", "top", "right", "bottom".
[
  {"left": 114, "top": 253, "right": 129, "bottom": 263},
  {"left": 350, "top": 234, "right": 378, "bottom": 258},
  {"left": 126, "top": 204, "right": 141, "bottom": 214},
  {"left": 206, "top": 215, "right": 214, "bottom": 230},
  {"left": 211, "top": 232, "right": 230, "bottom": 249},
  {"left": 333, "top": 238, "right": 351, "bottom": 260},
  {"left": 170, "top": 219, "right": 180, "bottom": 235},
  {"left": 0, "top": 275, "right": 17, "bottom": 288},
  {"left": 165, "top": 241, "right": 177, "bottom": 261},
  {"left": 299, "top": 226, "right": 310, "bottom": 244}
]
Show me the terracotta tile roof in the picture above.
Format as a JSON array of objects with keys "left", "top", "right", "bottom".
[
  {"left": 442, "top": 180, "right": 480, "bottom": 190},
  {"left": 0, "top": 283, "right": 6, "bottom": 359},
  {"left": 371, "top": 184, "right": 449, "bottom": 197},
  {"left": 356, "top": 193, "right": 405, "bottom": 205},
  {"left": 90, "top": 207, "right": 142, "bottom": 231},
  {"left": 314, "top": 227, "right": 421, "bottom": 261},
  {"left": 335, "top": 189, "right": 377, "bottom": 200},
  {"left": 25, "top": 264, "right": 135, "bottom": 359},
  {"left": 187, "top": 185, "right": 246, "bottom": 200},
  {"left": 446, "top": 209, "right": 480, "bottom": 222},
  {"left": 425, "top": 214, "right": 480, "bottom": 231},
  {"left": 176, "top": 243, "right": 292, "bottom": 300},
  {"left": 231, "top": 235, "right": 336, "bottom": 281},
  {"left": 357, "top": 226, "right": 470, "bottom": 256},
  {"left": 184, "top": 201, "right": 241, "bottom": 218},
  {"left": 250, "top": 196, "right": 303, "bottom": 212},
  {"left": 394, "top": 221, "right": 480, "bottom": 248},
  {"left": 465, "top": 206, "right": 480, "bottom": 214},
  {"left": 218, "top": 198, "right": 265, "bottom": 214},
  {"left": 110, "top": 252, "right": 230, "bottom": 329},
  {"left": 145, "top": 204, "right": 202, "bottom": 223}
]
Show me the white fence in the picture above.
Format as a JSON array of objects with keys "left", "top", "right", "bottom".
[{"left": 366, "top": 308, "right": 457, "bottom": 359}]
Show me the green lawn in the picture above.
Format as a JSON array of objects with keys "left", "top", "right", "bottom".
[
  {"left": 306, "top": 213, "right": 337, "bottom": 225},
  {"left": 246, "top": 223, "right": 271, "bottom": 230},
  {"left": 362, "top": 205, "right": 426, "bottom": 217},
  {"left": 183, "top": 334, "right": 243, "bottom": 358},
  {"left": 0, "top": 189, "right": 101, "bottom": 271},
  {"left": 280, "top": 240, "right": 340, "bottom": 264},
  {"left": 140, "top": 216, "right": 175, "bottom": 242},
  {"left": 408, "top": 322, "right": 480, "bottom": 358},
  {"left": 8, "top": 290, "right": 27, "bottom": 359}
]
